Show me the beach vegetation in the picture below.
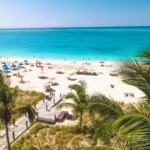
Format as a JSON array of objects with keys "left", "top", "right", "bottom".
[
  {"left": 10, "top": 123, "right": 95, "bottom": 150},
  {"left": 57, "top": 80, "right": 89, "bottom": 131},
  {"left": 0, "top": 74, "right": 37, "bottom": 150},
  {"left": 0, "top": 90, "right": 44, "bottom": 129}
]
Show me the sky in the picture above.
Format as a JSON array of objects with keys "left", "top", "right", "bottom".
[{"left": 0, "top": 0, "right": 150, "bottom": 28}]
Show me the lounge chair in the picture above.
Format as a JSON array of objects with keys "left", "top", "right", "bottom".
[
  {"left": 110, "top": 84, "right": 114, "bottom": 88},
  {"left": 56, "top": 111, "right": 69, "bottom": 122},
  {"left": 130, "top": 93, "right": 134, "bottom": 97},
  {"left": 124, "top": 93, "right": 128, "bottom": 97}
]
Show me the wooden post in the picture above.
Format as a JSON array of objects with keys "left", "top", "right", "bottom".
[
  {"left": 43, "top": 95, "right": 45, "bottom": 103},
  {"left": 54, "top": 115, "right": 56, "bottom": 121},
  {"left": 26, "top": 121, "right": 28, "bottom": 129},
  {"left": 12, "top": 131, "right": 15, "bottom": 140},
  {"left": 34, "top": 103, "right": 36, "bottom": 109},
  {"left": 13, "top": 119, "right": 15, "bottom": 126},
  {"left": 53, "top": 99, "right": 55, "bottom": 105},
  {"left": 60, "top": 93, "right": 61, "bottom": 98},
  {"left": 46, "top": 105, "right": 48, "bottom": 111},
  {"left": 50, "top": 92, "right": 51, "bottom": 98},
  {"left": 37, "top": 112, "right": 39, "bottom": 117}
]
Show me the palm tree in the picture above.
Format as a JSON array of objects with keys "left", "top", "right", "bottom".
[
  {"left": 88, "top": 93, "right": 124, "bottom": 146},
  {"left": 0, "top": 84, "right": 36, "bottom": 150},
  {"left": 88, "top": 94, "right": 150, "bottom": 149},
  {"left": 57, "top": 81, "right": 89, "bottom": 130},
  {"left": 88, "top": 48, "right": 150, "bottom": 149}
]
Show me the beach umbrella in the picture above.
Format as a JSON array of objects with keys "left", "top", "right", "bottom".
[
  {"left": 69, "top": 73, "right": 73, "bottom": 76},
  {"left": 46, "top": 63, "right": 52, "bottom": 66},
  {"left": 18, "top": 63, "right": 24, "bottom": 68},
  {"left": 49, "top": 77, "right": 55, "bottom": 81},
  {"left": 40, "top": 71, "right": 45, "bottom": 75},
  {"left": 90, "top": 69, "right": 95, "bottom": 71},
  {"left": 3, "top": 67, "right": 10, "bottom": 71},
  {"left": 99, "top": 61, "right": 105, "bottom": 63},
  {"left": 2, "top": 64, "right": 8, "bottom": 68},
  {"left": 1, "top": 62, "right": 6, "bottom": 64},
  {"left": 24, "top": 60, "right": 28, "bottom": 63},
  {"left": 10, "top": 64, "right": 16, "bottom": 67},
  {"left": 44, "top": 82, "right": 51, "bottom": 87},
  {"left": 36, "top": 62, "right": 42, "bottom": 65}
]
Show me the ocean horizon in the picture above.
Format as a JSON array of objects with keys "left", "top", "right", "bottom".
[{"left": 0, "top": 26, "right": 150, "bottom": 62}]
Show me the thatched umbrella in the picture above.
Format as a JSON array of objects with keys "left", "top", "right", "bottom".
[
  {"left": 49, "top": 77, "right": 55, "bottom": 81},
  {"left": 40, "top": 71, "right": 45, "bottom": 75}
]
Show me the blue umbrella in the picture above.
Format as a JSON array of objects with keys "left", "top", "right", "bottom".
[
  {"left": 1, "top": 62, "right": 6, "bottom": 64},
  {"left": 24, "top": 60, "right": 28, "bottom": 63},
  {"left": 2, "top": 64, "right": 8, "bottom": 68},
  {"left": 10, "top": 64, "right": 16, "bottom": 67},
  {"left": 18, "top": 63, "right": 23, "bottom": 65},
  {"left": 3, "top": 67, "right": 10, "bottom": 71},
  {"left": 18, "top": 64, "right": 24, "bottom": 68}
]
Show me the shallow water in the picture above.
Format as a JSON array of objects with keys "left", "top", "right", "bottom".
[{"left": 0, "top": 27, "right": 150, "bottom": 61}]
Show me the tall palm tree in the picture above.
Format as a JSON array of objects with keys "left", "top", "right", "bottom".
[
  {"left": 0, "top": 84, "right": 36, "bottom": 150},
  {"left": 57, "top": 81, "right": 89, "bottom": 130}
]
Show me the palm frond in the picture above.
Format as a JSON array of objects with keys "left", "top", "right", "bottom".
[
  {"left": 0, "top": 85, "right": 18, "bottom": 106},
  {"left": 56, "top": 102, "right": 75, "bottom": 110},
  {"left": 15, "top": 105, "right": 36, "bottom": 123},
  {"left": 65, "top": 92, "right": 80, "bottom": 104},
  {"left": 137, "top": 47, "right": 150, "bottom": 65},
  {"left": 88, "top": 93, "right": 124, "bottom": 118},
  {"left": 112, "top": 114, "right": 150, "bottom": 149},
  {"left": 118, "top": 57, "right": 150, "bottom": 102},
  {"left": 69, "top": 84, "right": 85, "bottom": 95},
  {"left": 89, "top": 116, "right": 115, "bottom": 141},
  {"left": 125, "top": 101, "right": 150, "bottom": 119},
  {"left": 78, "top": 80, "right": 87, "bottom": 90}
]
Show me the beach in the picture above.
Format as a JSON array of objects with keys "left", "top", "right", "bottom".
[{"left": 0, "top": 57, "right": 144, "bottom": 104}]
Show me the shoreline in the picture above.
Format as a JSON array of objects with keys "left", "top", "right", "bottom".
[
  {"left": 0, "top": 56, "right": 117, "bottom": 67},
  {"left": 0, "top": 56, "right": 144, "bottom": 104}
]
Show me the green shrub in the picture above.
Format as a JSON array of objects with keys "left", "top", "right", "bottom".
[{"left": 73, "top": 146, "right": 118, "bottom": 150}]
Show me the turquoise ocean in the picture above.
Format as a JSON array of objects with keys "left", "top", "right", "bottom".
[{"left": 0, "top": 27, "right": 150, "bottom": 61}]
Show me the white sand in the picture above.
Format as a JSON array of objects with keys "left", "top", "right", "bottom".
[{"left": 0, "top": 57, "right": 144, "bottom": 103}]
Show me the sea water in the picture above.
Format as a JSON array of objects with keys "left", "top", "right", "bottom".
[{"left": 0, "top": 27, "right": 150, "bottom": 61}]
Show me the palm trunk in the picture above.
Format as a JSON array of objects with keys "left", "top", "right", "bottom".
[
  {"left": 79, "top": 111, "right": 83, "bottom": 131},
  {"left": 5, "top": 121, "right": 11, "bottom": 150}
]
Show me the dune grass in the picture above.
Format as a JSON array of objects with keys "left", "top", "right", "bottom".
[
  {"left": 0, "top": 90, "right": 44, "bottom": 129},
  {"left": 11, "top": 123, "right": 95, "bottom": 150}
]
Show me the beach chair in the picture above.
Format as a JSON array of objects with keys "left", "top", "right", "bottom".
[
  {"left": 56, "top": 111, "right": 69, "bottom": 122},
  {"left": 124, "top": 93, "right": 128, "bottom": 97},
  {"left": 130, "top": 93, "right": 134, "bottom": 97},
  {"left": 110, "top": 84, "right": 114, "bottom": 88}
]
